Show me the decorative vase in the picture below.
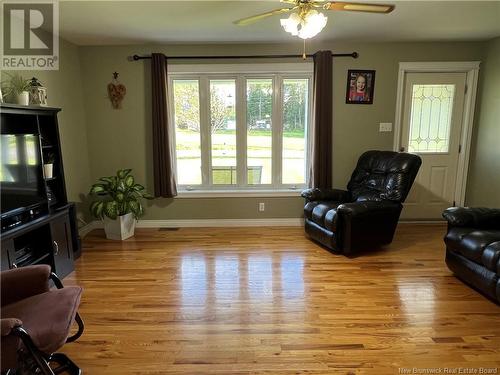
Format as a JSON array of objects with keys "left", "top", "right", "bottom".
[
  {"left": 43, "top": 164, "right": 53, "bottom": 179},
  {"left": 28, "top": 77, "right": 48, "bottom": 106},
  {"left": 103, "top": 213, "right": 136, "bottom": 240},
  {"left": 16, "top": 91, "right": 29, "bottom": 105}
]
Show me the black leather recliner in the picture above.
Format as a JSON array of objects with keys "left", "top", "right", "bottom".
[
  {"left": 301, "top": 150, "right": 422, "bottom": 255},
  {"left": 443, "top": 207, "right": 500, "bottom": 303}
]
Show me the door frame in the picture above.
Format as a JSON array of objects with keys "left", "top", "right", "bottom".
[{"left": 393, "top": 61, "right": 480, "bottom": 207}]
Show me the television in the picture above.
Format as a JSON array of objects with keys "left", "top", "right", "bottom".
[{"left": 1, "top": 134, "right": 47, "bottom": 218}]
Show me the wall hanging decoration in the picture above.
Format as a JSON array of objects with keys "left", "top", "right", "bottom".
[
  {"left": 28, "top": 77, "right": 48, "bottom": 106},
  {"left": 345, "top": 69, "right": 375, "bottom": 104},
  {"left": 107, "top": 72, "right": 126, "bottom": 109}
]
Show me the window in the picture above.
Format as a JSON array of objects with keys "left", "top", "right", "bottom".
[
  {"left": 172, "top": 79, "right": 201, "bottom": 185},
  {"left": 282, "top": 79, "right": 309, "bottom": 184},
  {"left": 170, "top": 70, "right": 311, "bottom": 191},
  {"left": 247, "top": 78, "right": 273, "bottom": 185},
  {"left": 211, "top": 79, "right": 236, "bottom": 185}
]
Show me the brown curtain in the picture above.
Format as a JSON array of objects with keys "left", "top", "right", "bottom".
[
  {"left": 309, "top": 50, "right": 333, "bottom": 189},
  {"left": 151, "top": 53, "right": 177, "bottom": 198}
]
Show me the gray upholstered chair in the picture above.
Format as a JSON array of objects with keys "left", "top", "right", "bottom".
[{"left": 1, "top": 265, "right": 84, "bottom": 374}]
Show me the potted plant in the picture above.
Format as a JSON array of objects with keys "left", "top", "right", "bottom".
[
  {"left": 43, "top": 152, "right": 55, "bottom": 179},
  {"left": 89, "top": 169, "right": 154, "bottom": 240},
  {"left": 1, "top": 73, "right": 30, "bottom": 105}
]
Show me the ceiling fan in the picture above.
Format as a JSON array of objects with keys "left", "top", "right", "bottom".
[{"left": 234, "top": 0, "right": 395, "bottom": 39}]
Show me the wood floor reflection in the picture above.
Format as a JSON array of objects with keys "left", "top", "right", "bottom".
[{"left": 62, "top": 225, "right": 500, "bottom": 374}]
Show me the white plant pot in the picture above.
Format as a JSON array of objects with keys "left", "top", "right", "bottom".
[
  {"left": 104, "top": 213, "right": 136, "bottom": 240},
  {"left": 16, "top": 91, "right": 29, "bottom": 106},
  {"left": 43, "top": 164, "right": 53, "bottom": 179}
]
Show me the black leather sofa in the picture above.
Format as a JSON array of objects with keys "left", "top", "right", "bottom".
[
  {"left": 301, "top": 150, "right": 421, "bottom": 255},
  {"left": 443, "top": 207, "right": 500, "bottom": 303}
]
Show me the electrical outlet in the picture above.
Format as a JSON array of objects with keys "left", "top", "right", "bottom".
[
  {"left": 379, "top": 122, "right": 393, "bottom": 132},
  {"left": 259, "top": 202, "right": 265, "bottom": 212}
]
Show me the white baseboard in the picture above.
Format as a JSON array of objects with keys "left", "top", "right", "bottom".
[
  {"left": 137, "top": 218, "right": 304, "bottom": 228},
  {"left": 78, "top": 218, "right": 444, "bottom": 238},
  {"left": 399, "top": 220, "right": 445, "bottom": 224},
  {"left": 79, "top": 218, "right": 303, "bottom": 237}
]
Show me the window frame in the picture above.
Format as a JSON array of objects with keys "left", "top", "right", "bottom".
[{"left": 168, "top": 64, "right": 313, "bottom": 192}]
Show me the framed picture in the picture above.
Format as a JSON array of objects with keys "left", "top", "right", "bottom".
[{"left": 345, "top": 69, "right": 375, "bottom": 104}]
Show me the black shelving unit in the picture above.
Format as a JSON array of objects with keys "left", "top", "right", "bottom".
[{"left": 1, "top": 104, "right": 80, "bottom": 278}]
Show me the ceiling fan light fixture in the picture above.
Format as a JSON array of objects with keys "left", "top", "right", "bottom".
[
  {"left": 280, "top": 10, "right": 328, "bottom": 39},
  {"left": 300, "top": 10, "right": 328, "bottom": 39},
  {"left": 280, "top": 12, "right": 301, "bottom": 36}
]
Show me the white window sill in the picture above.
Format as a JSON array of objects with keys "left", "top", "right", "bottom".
[{"left": 176, "top": 190, "right": 303, "bottom": 198}]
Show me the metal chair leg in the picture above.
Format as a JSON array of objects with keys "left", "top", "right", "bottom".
[
  {"left": 13, "top": 327, "right": 55, "bottom": 375},
  {"left": 48, "top": 353, "right": 82, "bottom": 375},
  {"left": 66, "top": 313, "right": 84, "bottom": 343}
]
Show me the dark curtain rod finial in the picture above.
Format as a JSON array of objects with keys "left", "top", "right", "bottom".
[{"left": 131, "top": 52, "right": 358, "bottom": 61}]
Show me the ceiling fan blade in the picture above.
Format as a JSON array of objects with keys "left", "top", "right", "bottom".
[
  {"left": 282, "top": 0, "right": 329, "bottom": 7},
  {"left": 234, "top": 7, "right": 295, "bottom": 26},
  {"left": 324, "top": 1, "right": 395, "bottom": 13}
]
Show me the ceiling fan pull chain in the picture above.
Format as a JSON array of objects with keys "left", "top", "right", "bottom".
[{"left": 302, "top": 39, "right": 307, "bottom": 60}]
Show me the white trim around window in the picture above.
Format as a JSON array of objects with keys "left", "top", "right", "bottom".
[
  {"left": 168, "top": 63, "right": 313, "bottom": 193},
  {"left": 176, "top": 190, "right": 303, "bottom": 198}
]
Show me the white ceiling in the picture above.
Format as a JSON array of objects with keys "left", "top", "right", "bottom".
[{"left": 59, "top": 1, "right": 500, "bottom": 45}]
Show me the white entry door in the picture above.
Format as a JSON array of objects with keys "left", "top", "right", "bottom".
[{"left": 399, "top": 72, "right": 467, "bottom": 220}]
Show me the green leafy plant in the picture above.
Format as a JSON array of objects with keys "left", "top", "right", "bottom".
[
  {"left": 1, "top": 73, "right": 30, "bottom": 101},
  {"left": 44, "top": 152, "right": 56, "bottom": 164},
  {"left": 89, "top": 169, "right": 154, "bottom": 220}
]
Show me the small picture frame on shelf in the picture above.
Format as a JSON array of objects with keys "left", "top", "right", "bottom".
[{"left": 345, "top": 69, "right": 375, "bottom": 104}]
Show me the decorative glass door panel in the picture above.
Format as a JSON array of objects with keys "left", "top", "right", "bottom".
[{"left": 408, "top": 84, "right": 455, "bottom": 153}]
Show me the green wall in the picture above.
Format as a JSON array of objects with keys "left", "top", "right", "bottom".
[
  {"left": 78, "top": 41, "right": 485, "bottom": 219},
  {"left": 466, "top": 37, "right": 500, "bottom": 207},
  {"left": 2, "top": 36, "right": 498, "bottom": 222},
  {"left": 1, "top": 39, "right": 93, "bottom": 224}
]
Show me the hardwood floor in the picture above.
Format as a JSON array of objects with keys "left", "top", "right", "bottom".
[{"left": 62, "top": 225, "right": 500, "bottom": 374}]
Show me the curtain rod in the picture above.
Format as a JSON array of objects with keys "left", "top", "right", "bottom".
[{"left": 131, "top": 52, "right": 358, "bottom": 61}]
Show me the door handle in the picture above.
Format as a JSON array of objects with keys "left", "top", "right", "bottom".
[{"left": 53, "top": 240, "right": 59, "bottom": 255}]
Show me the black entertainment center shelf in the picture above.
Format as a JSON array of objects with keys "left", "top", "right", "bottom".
[
  {"left": 1, "top": 104, "right": 80, "bottom": 279},
  {"left": 1, "top": 206, "right": 69, "bottom": 240},
  {"left": 18, "top": 252, "right": 51, "bottom": 268},
  {"left": 1, "top": 103, "right": 61, "bottom": 113}
]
